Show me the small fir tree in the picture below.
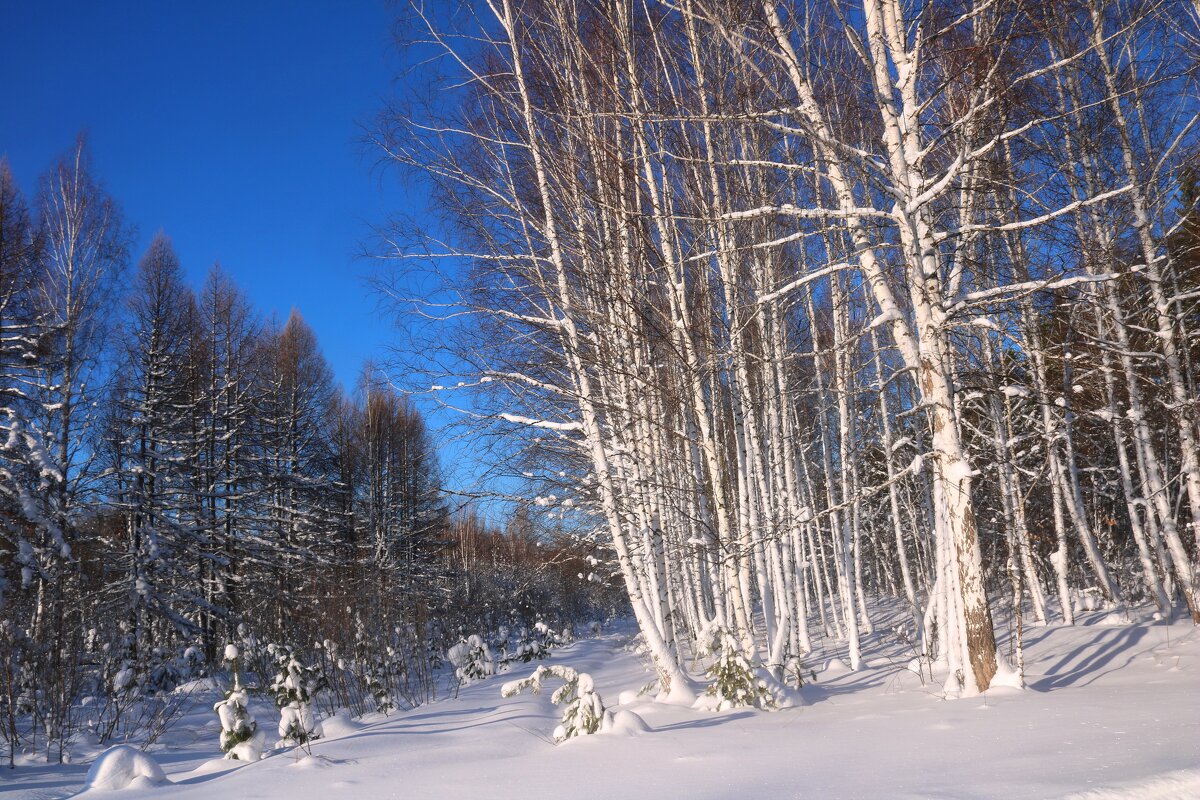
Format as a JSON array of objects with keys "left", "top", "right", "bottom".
[
  {"left": 700, "top": 625, "right": 775, "bottom": 711},
  {"left": 213, "top": 644, "right": 265, "bottom": 760},
  {"left": 268, "top": 644, "right": 326, "bottom": 746},
  {"left": 447, "top": 635, "right": 494, "bottom": 684},
  {"left": 513, "top": 626, "right": 548, "bottom": 663},
  {"left": 501, "top": 664, "right": 604, "bottom": 743}
]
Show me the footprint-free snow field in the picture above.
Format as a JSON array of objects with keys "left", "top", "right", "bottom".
[{"left": 2, "top": 609, "right": 1197, "bottom": 800}]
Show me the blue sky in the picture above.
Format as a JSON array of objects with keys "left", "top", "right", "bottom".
[{"left": 0, "top": 0, "right": 408, "bottom": 392}]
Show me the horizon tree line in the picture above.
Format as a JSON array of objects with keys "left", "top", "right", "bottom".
[{"left": 0, "top": 140, "right": 615, "bottom": 765}]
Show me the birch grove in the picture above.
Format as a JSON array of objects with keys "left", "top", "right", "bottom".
[
  {"left": 0, "top": 0, "right": 1198, "bottom": 773},
  {"left": 379, "top": 0, "right": 1200, "bottom": 696}
]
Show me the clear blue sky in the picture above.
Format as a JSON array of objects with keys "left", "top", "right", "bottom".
[{"left": 0, "top": 0, "right": 410, "bottom": 392}]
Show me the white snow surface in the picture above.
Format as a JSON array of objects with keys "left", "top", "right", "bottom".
[
  {"left": 79, "top": 746, "right": 168, "bottom": 792},
  {"left": 3, "top": 608, "right": 1197, "bottom": 799}
]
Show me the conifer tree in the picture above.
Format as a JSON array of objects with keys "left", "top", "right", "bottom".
[
  {"left": 214, "top": 644, "right": 264, "bottom": 761},
  {"left": 107, "top": 234, "right": 202, "bottom": 657}
]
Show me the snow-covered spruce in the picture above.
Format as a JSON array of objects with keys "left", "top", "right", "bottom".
[
  {"left": 694, "top": 625, "right": 776, "bottom": 712},
  {"left": 501, "top": 664, "right": 604, "bottom": 744},
  {"left": 354, "top": 618, "right": 403, "bottom": 715},
  {"left": 447, "top": 635, "right": 495, "bottom": 684},
  {"left": 213, "top": 644, "right": 266, "bottom": 761},
  {"left": 512, "top": 624, "right": 554, "bottom": 663},
  {"left": 364, "top": 650, "right": 398, "bottom": 715},
  {"left": 268, "top": 644, "right": 326, "bottom": 746}
]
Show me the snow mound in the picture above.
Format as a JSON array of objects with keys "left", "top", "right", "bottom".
[
  {"left": 227, "top": 731, "right": 267, "bottom": 763},
  {"left": 82, "top": 746, "right": 168, "bottom": 792},
  {"left": 172, "top": 677, "right": 221, "bottom": 695},
  {"left": 1097, "top": 610, "right": 1133, "bottom": 626},
  {"left": 602, "top": 709, "right": 650, "bottom": 737},
  {"left": 690, "top": 693, "right": 723, "bottom": 712},
  {"left": 1063, "top": 768, "right": 1200, "bottom": 799},
  {"left": 320, "top": 708, "right": 365, "bottom": 739},
  {"left": 986, "top": 659, "right": 1025, "bottom": 693},
  {"left": 654, "top": 680, "right": 698, "bottom": 706},
  {"left": 823, "top": 657, "right": 850, "bottom": 676}
]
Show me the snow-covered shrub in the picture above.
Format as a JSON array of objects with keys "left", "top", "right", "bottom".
[
  {"left": 268, "top": 644, "right": 325, "bottom": 746},
  {"left": 0, "top": 617, "right": 33, "bottom": 758},
  {"left": 512, "top": 621, "right": 563, "bottom": 663},
  {"left": 90, "top": 627, "right": 151, "bottom": 744},
  {"left": 364, "top": 662, "right": 393, "bottom": 715},
  {"left": 501, "top": 664, "right": 604, "bottom": 743},
  {"left": 512, "top": 627, "right": 549, "bottom": 663},
  {"left": 216, "top": 642, "right": 265, "bottom": 762},
  {"left": 538, "top": 620, "right": 566, "bottom": 649},
  {"left": 235, "top": 625, "right": 270, "bottom": 688},
  {"left": 180, "top": 645, "right": 205, "bottom": 678},
  {"left": 425, "top": 620, "right": 446, "bottom": 670},
  {"left": 491, "top": 626, "right": 512, "bottom": 672},
  {"left": 697, "top": 625, "right": 775, "bottom": 712},
  {"left": 359, "top": 640, "right": 404, "bottom": 715},
  {"left": 447, "top": 635, "right": 494, "bottom": 684},
  {"left": 83, "top": 745, "right": 167, "bottom": 791},
  {"left": 213, "top": 644, "right": 265, "bottom": 761}
]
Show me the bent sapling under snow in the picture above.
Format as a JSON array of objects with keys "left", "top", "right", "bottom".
[{"left": 501, "top": 664, "right": 604, "bottom": 743}]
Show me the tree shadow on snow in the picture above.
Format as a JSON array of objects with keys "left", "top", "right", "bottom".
[
  {"left": 1030, "top": 625, "right": 1148, "bottom": 692},
  {"left": 335, "top": 711, "right": 555, "bottom": 739},
  {"left": 397, "top": 704, "right": 500, "bottom": 723},
  {"left": 651, "top": 710, "right": 757, "bottom": 732},
  {"left": 0, "top": 762, "right": 90, "bottom": 798},
  {"left": 798, "top": 665, "right": 897, "bottom": 705}
]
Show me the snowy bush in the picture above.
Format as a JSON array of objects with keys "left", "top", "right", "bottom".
[
  {"left": 696, "top": 625, "right": 775, "bottom": 712},
  {"left": 83, "top": 745, "right": 168, "bottom": 791},
  {"left": 362, "top": 642, "right": 404, "bottom": 715},
  {"left": 85, "top": 629, "right": 196, "bottom": 746},
  {"left": 511, "top": 621, "right": 564, "bottom": 663},
  {"left": 180, "top": 645, "right": 205, "bottom": 679},
  {"left": 213, "top": 644, "right": 265, "bottom": 761},
  {"left": 512, "top": 627, "right": 549, "bottom": 663},
  {"left": 501, "top": 664, "right": 605, "bottom": 743},
  {"left": 268, "top": 644, "right": 326, "bottom": 746},
  {"left": 447, "top": 635, "right": 494, "bottom": 684}
]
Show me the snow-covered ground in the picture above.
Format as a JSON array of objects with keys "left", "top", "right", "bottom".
[{"left": 2, "top": 609, "right": 1197, "bottom": 799}]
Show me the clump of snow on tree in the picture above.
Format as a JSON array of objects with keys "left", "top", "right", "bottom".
[{"left": 600, "top": 708, "right": 649, "bottom": 737}]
